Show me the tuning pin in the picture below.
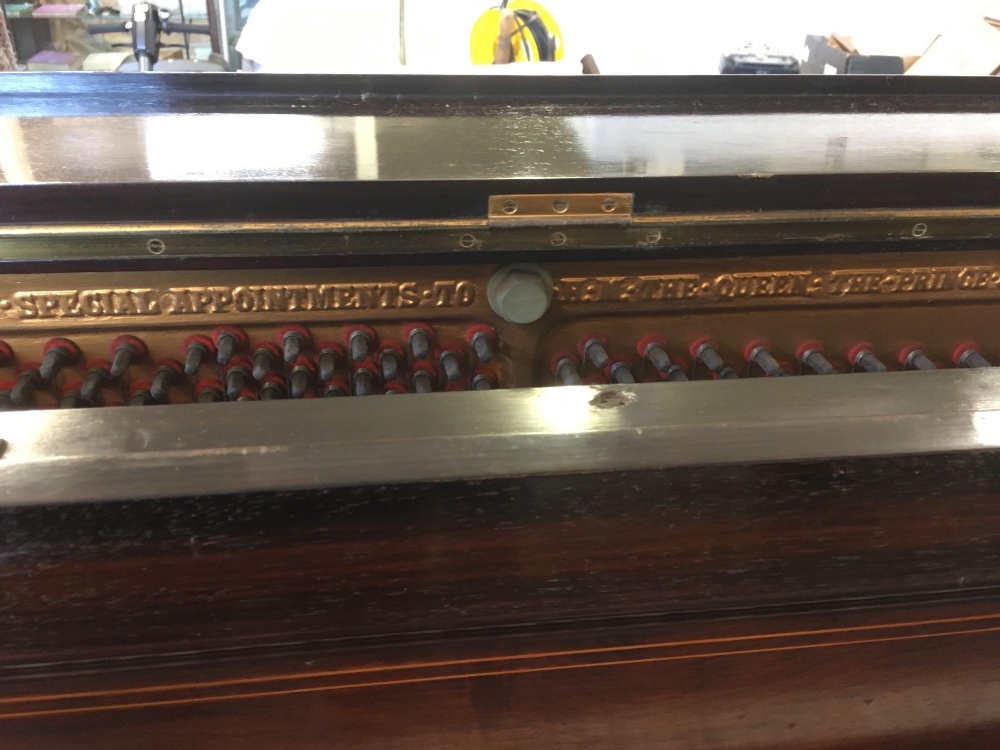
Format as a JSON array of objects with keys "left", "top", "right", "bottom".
[
  {"left": 128, "top": 379, "right": 155, "bottom": 406},
  {"left": 953, "top": 342, "right": 991, "bottom": 369},
  {"left": 195, "top": 378, "right": 224, "bottom": 403},
  {"left": 80, "top": 359, "right": 112, "bottom": 402},
  {"left": 182, "top": 334, "right": 215, "bottom": 376},
  {"left": 438, "top": 341, "right": 466, "bottom": 382},
  {"left": 213, "top": 326, "right": 248, "bottom": 366},
  {"left": 0, "top": 340, "right": 12, "bottom": 368},
  {"left": 10, "top": 363, "right": 42, "bottom": 406},
  {"left": 346, "top": 325, "right": 376, "bottom": 364},
  {"left": 59, "top": 381, "right": 86, "bottom": 409},
  {"left": 690, "top": 338, "right": 737, "bottom": 379},
  {"left": 899, "top": 344, "right": 937, "bottom": 371},
  {"left": 278, "top": 324, "right": 311, "bottom": 364},
  {"left": 472, "top": 368, "right": 498, "bottom": 391},
  {"left": 377, "top": 342, "right": 404, "bottom": 383},
  {"left": 0, "top": 380, "right": 14, "bottom": 410},
  {"left": 322, "top": 377, "right": 348, "bottom": 397},
  {"left": 549, "top": 352, "right": 582, "bottom": 386},
  {"left": 352, "top": 359, "right": 377, "bottom": 396},
  {"left": 224, "top": 356, "right": 252, "bottom": 400},
  {"left": 637, "top": 335, "right": 670, "bottom": 372},
  {"left": 604, "top": 357, "right": 636, "bottom": 384},
  {"left": 250, "top": 340, "right": 280, "bottom": 381},
  {"left": 797, "top": 342, "right": 836, "bottom": 375},
  {"left": 466, "top": 324, "right": 496, "bottom": 363},
  {"left": 316, "top": 341, "right": 344, "bottom": 383},
  {"left": 411, "top": 361, "right": 437, "bottom": 394},
  {"left": 404, "top": 322, "right": 434, "bottom": 361},
  {"left": 259, "top": 374, "right": 287, "bottom": 400},
  {"left": 744, "top": 340, "right": 789, "bottom": 377},
  {"left": 289, "top": 356, "right": 315, "bottom": 399},
  {"left": 384, "top": 380, "right": 408, "bottom": 395},
  {"left": 847, "top": 342, "right": 887, "bottom": 373},
  {"left": 637, "top": 336, "right": 689, "bottom": 381},
  {"left": 662, "top": 364, "right": 689, "bottom": 382},
  {"left": 39, "top": 337, "right": 80, "bottom": 381},
  {"left": 147, "top": 358, "right": 183, "bottom": 402},
  {"left": 109, "top": 335, "right": 147, "bottom": 379},
  {"left": 579, "top": 334, "right": 610, "bottom": 370}
]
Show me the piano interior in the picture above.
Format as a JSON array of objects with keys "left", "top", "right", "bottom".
[{"left": 2, "top": 74, "right": 1000, "bottom": 748}]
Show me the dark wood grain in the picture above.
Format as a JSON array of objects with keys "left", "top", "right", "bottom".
[
  {"left": 3, "top": 599, "right": 1000, "bottom": 749},
  {"left": 4, "top": 451, "right": 1000, "bottom": 667}
]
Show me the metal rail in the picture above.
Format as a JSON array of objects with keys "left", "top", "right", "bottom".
[{"left": 2, "top": 369, "right": 999, "bottom": 506}]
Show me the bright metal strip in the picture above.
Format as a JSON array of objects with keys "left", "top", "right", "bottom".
[
  {"left": 0, "top": 207, "right": 998, "bottom": 262},
  {"left": 0, "top": 207, "right": 997, "bottom": 237},
  {"left": 1, "top": 370, "right": 999, "bottom": 506}
]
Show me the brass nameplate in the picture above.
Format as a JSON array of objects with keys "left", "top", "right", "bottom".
[
  {"left": 2, "top": 281, "right": 477, "bottom": 319},
  {"left": 556, "top": 266, "right": 1000, "bottom": 304}
]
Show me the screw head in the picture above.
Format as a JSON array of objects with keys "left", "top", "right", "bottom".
[
  {"left": 501, "top": 199, "right": 518, "bottom": 215},
  {"left": 644, "top": 230, "right": 662, "bottom": 245},
  {"left": 146, "top": 238, "right": 166, "bottom": 254},
  {"left": 550, "top": 232, "right": 567, "bottom": 247},
  {"left": 552, "top": 197, "right": 569, "bottom": 213},
  {"left": 459, "top": 233, "right": 476, "bottom": 248},
  {"left": 911, "top": 223, "right": 928, "bottom": 237},
  {"left": 601, "top": 197, "right": 617, "bottom": 212}
]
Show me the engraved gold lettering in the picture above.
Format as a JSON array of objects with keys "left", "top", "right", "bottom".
[
  {"left": 455, "top": 281, "right": 476, "bottom": 306},
  {"left": 190, "top": 289, "right": 214, "bottom": 314},
  {"left": 354, "top": 284, "right": 377, "bottom": 310},
  {"left": 433, "top": 281, "right": 456, "bottom": 307},
  {"left": 56, "top": 291, "right": 83, "bottom": 317},
  {"left": 251, "top": 287, "right": 267, "bottom": 310},
  {"left": 34, "top": 293, "right": 60, "bottom": 318},
  {"left": 80, "top": 291, "right": 105, "bottom": 316},
  {"left": 12, "top": 293, "right": 38, "bottom": 318},
  {"left": 552, "top": 278, "right": 580, "bottom": 303},
  {"left": 263, "top": 287, "right": 287, "bottom": 312},
  {"left": 233, "top": 287, "right": 255, "bottom": 312},
  {"left": 399, "top": 282, "right": 421, "bottom": 308},
  {"left": 114, "top": 291, "right": 138, "bottom": 316},
  {"left": 209, "top": 289, "right": 231, "bottom": 313},
  {"left": 581, "top": 281, "right": 601, "bottom": 302}
]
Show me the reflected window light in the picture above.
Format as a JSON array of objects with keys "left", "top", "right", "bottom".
[
  {"left": 0, "top": 119, "right": 35, "bottom": 184},
  {"left": 143, "top": 114, "right": 332, "bottom": 182},
  {"left": 972, "top": 411, "right": 1000, "bottom": 447},
  {"left": 529, "top": 386, "right": 603, "bottom": 435}
]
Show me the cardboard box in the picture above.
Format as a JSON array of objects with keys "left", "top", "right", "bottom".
[
  {"left": 802, "top": 31, "right": 936, "bottom": 75},
  {"left": 81, "top": 50, "right": 133, "bottom": 71},
  {"left": 906, "top": 19, "right": 1000, "bottom": 75},
  {"left": 801, "top": 34, "right": 904, "bottom": 74}
]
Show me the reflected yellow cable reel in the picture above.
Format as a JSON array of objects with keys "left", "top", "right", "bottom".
[{"left": 470, "top": 1, "right": 564, "bottom": 64}]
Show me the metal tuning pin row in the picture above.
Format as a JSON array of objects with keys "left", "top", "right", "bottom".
[
  {"left": 547, "top": 334, "right": 997, "bottom": 387},
  {"left": 0, "top": 322, "right": 501, "bottom": 410},
  {"left": 552, "top": 333, "right": 734, "bottom": 386}
]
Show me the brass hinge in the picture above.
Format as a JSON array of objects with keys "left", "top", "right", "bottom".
[{"left": 488, "top": 193, "right": 633, "bottom": 227}]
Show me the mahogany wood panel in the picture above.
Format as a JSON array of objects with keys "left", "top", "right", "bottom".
[
  {"left": 3, "top": 451, "right": 1000, "bottom": 666},
  {"left": 2, "top": 599, "right": 1000, "bottom": 749}
]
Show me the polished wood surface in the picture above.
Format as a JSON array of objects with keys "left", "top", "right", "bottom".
[
  {"left": 2, "top": 452, "right": 1000, "bottom": 666},
  {"left": 3, "top": 598, "right": 1000, "bottom": 748},
  {"left": 3, "top": 397, "right": 1000, "bottom": 747}
]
